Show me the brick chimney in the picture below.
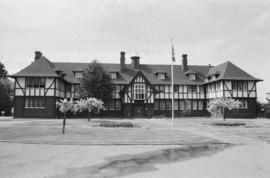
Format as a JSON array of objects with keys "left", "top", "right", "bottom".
[
  {"left": 120, "top": 51, "right": 125, "bottom": 72},
  {"left": 35, "top": 51, "right": 42, "bottom": 61},
  {"left": 131, "top": 56, "right": 140, "bottom": 68},
  {"left": 182, "top": 54, "right": 188, "bottom": 72}
]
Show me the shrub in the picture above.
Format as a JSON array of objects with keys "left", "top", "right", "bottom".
[
  {"left": 99, "top": 121, "right": 134, "bottom": 128},
  {"left": 212, "top": 122, "right": 246, "bottom": 127}
]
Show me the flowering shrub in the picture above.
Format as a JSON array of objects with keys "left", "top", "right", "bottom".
[
  {"left": 75, "top": 98, "right": 104, "bottom": 121},
  {"left": 207, "top": 97, "right": 241, "bottom": 121}
]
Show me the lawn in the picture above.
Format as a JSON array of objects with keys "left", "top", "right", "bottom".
[
  {"left": 1, "top": 118, "right": 270, "bottom": 178},
  {"left": 0, "top": 118, "right": 219, "bottom": 145}
]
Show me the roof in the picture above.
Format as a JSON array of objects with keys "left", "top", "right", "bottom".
[
  {"left": 206, "top": 61, "right": 262, "bottom": 82},
  {"left": 185, "top": 69, "right": 197, "bottom": 75},
  {"left": 10, "top": 55, "right": 262, "bottom": 85},
  {"left": 9, "top": 56, "right": 59, "bottom": 77}
]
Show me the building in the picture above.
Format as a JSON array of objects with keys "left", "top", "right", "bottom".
[{"left": 10, "top": 51, "right": 262, "bottom": 118}]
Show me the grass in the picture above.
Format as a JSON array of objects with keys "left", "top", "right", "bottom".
[
  {"left": 212, "top": 122, "right": 246, "bottom": 127},
  {"left": 99, "top": 121, "right": 134, "bottom": 128}
]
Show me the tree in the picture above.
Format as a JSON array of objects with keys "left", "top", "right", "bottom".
[
  {"left": 75, "top": 98, "right": 104, "bottom": 121},
  {"left": 82, "top": 60, "right": 113, "bottom": 101},
  {"left": 0, "top": 62, "right": 13, "bottom": 116},
  {"left": 0, "top": 62, "right": 8, "bottom": 79},
  {"left": 207, "top": 97, "right": 241, "bottom": 121},
  {"left": 56, "top": 99, "right": 77, "bottom": 134},
  {"left": 266, "top": 91, "right": 270, "bottom": 103}
]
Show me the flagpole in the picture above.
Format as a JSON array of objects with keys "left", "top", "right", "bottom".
[{"left": 171, "top": 38, "right": 175, "bottom": 126}]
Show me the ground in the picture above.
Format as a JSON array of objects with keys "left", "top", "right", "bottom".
[{"left": 0, "top": 117, "right": 270, "bottom": 178}]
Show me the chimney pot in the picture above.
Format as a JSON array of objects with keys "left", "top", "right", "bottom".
[{"left": 35, "top": 51, "right": 42, "bottom": 61}]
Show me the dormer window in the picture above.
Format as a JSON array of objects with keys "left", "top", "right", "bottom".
[
  {"left": 110, "top": 72, "right": 117, "bottom": 79},
  {"left": 74, "top": 71, "right": 83, "bottom": 79},
  {"left": 185, "top": 69, "right": 196, "bottom": 81},
  {"left": 189, "top": 74, "right": 196, "bottom": 80},
  {"left": 157, "top": 73, "right": 165, "bottom": 80}
]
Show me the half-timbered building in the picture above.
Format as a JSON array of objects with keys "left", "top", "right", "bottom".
[{"left": 10, "top": 51, "right": 262, "bottom": 118}]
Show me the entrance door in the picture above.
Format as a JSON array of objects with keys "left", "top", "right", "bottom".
[{"left": 134, "top": 106, "right": 144, "bottom": 117}]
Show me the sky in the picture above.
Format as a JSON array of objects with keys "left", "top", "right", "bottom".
[{"left": 0, "top": 0, "right": 269, "bottom": 102}]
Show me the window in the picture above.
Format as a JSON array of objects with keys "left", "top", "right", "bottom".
[
  {"left": 174, "top": 86, "right": 179, "bottom": 93},
  {"left": 179, "top": 100, "right": 185, "bottom": 110},
  {"left": 160, "top": 100, "right": 165, "bottom": 110},
  {"left": 154, "top": 100, "right": 159, "bottom": 110},
  {"left": 192, "top": 100, "right": 197, "bottom": 110},
  {"left": 25, "top": 98, "right": 45, "bottom": 108},
  {"left": 174, "top": 100, "right": 178, "bottom": 110},
  {"left": 189, "top": 74, "right": 196, "bottom": 80},
  {"left": 198, "top": 100, "right": 203, "bottom": 110},
  {"left": 112, "top": 86, "right": 117, "bottom": 98},
  {"left": 199, "top": 86, "right": 204, "bottom": 93},
  {"left": 239, "top": 99, "right": 248, "bottom": 109},
  {"left": 243, "top": 82, "right": 248, "bottom": 91},
  {"left": 216, "top": 82, "right": 220, "bottom": 91},
  {"left": 74, "top": 72, "right": 83, "bottom": 79},
  {"left": 109, "top": 100, "right": 115, "bottom": 110},
  {"left": 165, "top": 100, "right": 171, "bottom": 110},
  {"left": 66, "top": 84, "right": 71, "bottom": 92},
  {"left": 133, "top": 84, "right": 146, "bottom": 100},
  {"left": 110, "top": 72, "right": 117, "bottom": 79},
  {"left": 179, "top": 85, "right": 183, "bottom": 93},
  {"left": 237, "top": 82, "right": 243, "bottom": 91},
  {"left": 157, "top": 73, "right": 165, "bottom": 80},
  {"left": 186, "top": 100, "right": 191, "bottom": 110},
  {"left": 26, "top": 77, "right": 45, "bottom": 88},
  {"left": 115, "top": 100, "right": 121, "bottom": 110},
  {"left": 232, "top": 81, "right": 237, "bottom": 90},
  {"left": 159, "top": 85, "right": 165, "bottom": 93},
  {"left": 188, "top": 85, "right": 197, "bottom": 93}
]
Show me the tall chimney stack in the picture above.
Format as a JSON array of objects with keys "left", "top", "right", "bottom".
[
  {"left": 131, "top": 56, "right": 140, "bottom": 68},
  {"left": 35, "top": 51, "right": 42, "bottom": 61},
  {"left": 120, "top": 51, "right": 125, "bottom": 72},
  {"left": 182, "top": 54, "right": 188, "bottom": 72}
]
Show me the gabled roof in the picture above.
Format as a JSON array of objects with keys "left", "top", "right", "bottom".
[
  {"left": 120, "top": 71, "right": 158, "bottom": 94},
  {"left": 10, "top": 54, "right": 261, "bottom": 85},
  {"left": 185, "top": 69, "right": 197, "bottom": 75},
  {"left": 206, "top": 61, "right": 262, "bottom": 82},
  {"left": 10, "top": 56, "right": 58, "bottom": 77}
]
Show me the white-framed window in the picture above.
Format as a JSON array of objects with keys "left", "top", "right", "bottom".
[
  {"left": 232, "top": 81, "right": 237, "bottom": 90},
  {"left": 25, "top": 97, "right": 45, "bottom": 108},
  {"left": 74, "top": 72, "right": 83, "bottom": 79},
  {"left": 216, "top": 82, "right": 221, "bottom": 91},
  {"left": 110, "top": 72, "right": 117, "bottom": 79},
  {"left": 198, "top": 100, "right": 203, "bottom": 110},
  {"left": 133, "top": 84, "right": 146, "bottom": 100},
  {"left": 25, "top": 77, "right": 45, "bottom": 88},
  {"left": 186, "top": 100, "right": 191, "bottom": 110},
  {"left": 243, "top": 82, "right": 248, "bottom": 91},
  {"left": 189, "top": 74, "right": 196, "bottom": 80},
  {"left": 157, "top": 73, "right": 165, "bottom": 80},
  {"left": 192, "top": 100, "right": 197, "bottom": 110}
]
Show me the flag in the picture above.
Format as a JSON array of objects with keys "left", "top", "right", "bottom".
[{"left": 172, "top": 43, "right": 176, "bottom": 62}]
